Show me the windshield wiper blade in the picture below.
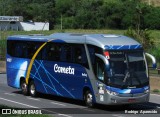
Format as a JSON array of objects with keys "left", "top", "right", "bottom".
[
  {"left": 121, "top": 71, "right": 130, "bottom": 88},
  {"left": 123, "top": 71, "right": 130, "bottom": 83}
]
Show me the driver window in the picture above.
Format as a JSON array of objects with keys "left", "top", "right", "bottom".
[{"left": 95, "top": 57, "right": 105, "bottom": 82}]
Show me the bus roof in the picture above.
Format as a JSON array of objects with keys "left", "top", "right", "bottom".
[{"left": 7, "top": 33, "right": 142, "bottom": 50}]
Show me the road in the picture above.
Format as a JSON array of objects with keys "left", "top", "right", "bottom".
[{"left": 0, "top": 74, "right": 160, "bottom": 117}]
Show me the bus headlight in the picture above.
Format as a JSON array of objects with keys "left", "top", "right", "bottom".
[
  {"left": 106, "top": 89, "right": 118, "bottom": 96},
  {"left": 144, "top": 89, "right": 150, "bottom": 93}
]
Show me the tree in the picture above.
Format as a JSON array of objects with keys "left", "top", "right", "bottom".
[{"left": 0, "top": 0, "right": 55, "bottom": 29}]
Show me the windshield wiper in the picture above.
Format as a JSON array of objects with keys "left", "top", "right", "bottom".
[
  {"left": 120, "top": 71, "right": 130, "bottom": 88},
  {"left": 123, "top": 71, "right": 130, "bottom": 83}
]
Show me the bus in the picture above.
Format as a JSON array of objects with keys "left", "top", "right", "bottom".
[{"left": 6, "top": 33, "right": 156, "bottom": 107}]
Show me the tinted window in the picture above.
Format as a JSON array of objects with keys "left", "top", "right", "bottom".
[
  {"left": 73, "top": 45, "right": 89, "bottom": 69},
  {"left": 60, "top": 44, "right": 72, "bottom": 62},
  {"left": 7, "top": 40, "right": 89, "bottom": 69},
  {"left": 42, "top": 43, "right": 61, "bottom": 61},
  {"left": 87, "top": 44, "right": 103, "bottom": 66},
  {"left": 7, "top": 40, "right": 41, "bottom": 59}
]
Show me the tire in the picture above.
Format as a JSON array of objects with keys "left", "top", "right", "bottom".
[
  {"left": 29, "top": 80, "right": 37, "bottom": 97},
  {"left": 20, "top": 80, "right": 28, "bottom": 96},
  {"left": 84, "top": 90, "right": 94, "bottom": 108}
]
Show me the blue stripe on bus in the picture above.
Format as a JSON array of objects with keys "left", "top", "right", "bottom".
[
  {"left": 106, "top": 86, "right": 149, "bottom": 94},
  {"left": 104, "top": 45, "right": 142, "bottom": 50}
]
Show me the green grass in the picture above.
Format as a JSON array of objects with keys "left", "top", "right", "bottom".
[
  {"left": 152, "top": 89, "right": 160, "bottom": 94},
  {"left": 0, "top": 29, "right": 125, "bottom": 38}
]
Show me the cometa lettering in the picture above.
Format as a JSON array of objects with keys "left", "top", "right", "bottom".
[{"left": 54, "top": 64, "right": 75, "bottom": 75}]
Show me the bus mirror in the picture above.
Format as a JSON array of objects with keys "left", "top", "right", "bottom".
[
  {"left": 145, "top": 53, "right": 157, "bottom": 69},
  {"left": 95, "top": 53, "right": 110, "bottom": 70}
]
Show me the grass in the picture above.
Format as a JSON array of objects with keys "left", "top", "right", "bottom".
[{"left": 150, "top": 76, "right": 160, "bottom": 93}]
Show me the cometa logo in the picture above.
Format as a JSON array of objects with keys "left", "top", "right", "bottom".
[{"left": 54, "top": 64, "right": 75, "bottom": 75}]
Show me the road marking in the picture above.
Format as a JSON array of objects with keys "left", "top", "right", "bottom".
[
  {"left": 51, "top": 101, "right": 66, "bottom": 106},
  {"left": 4, "top": 93, "right": 15, "bottom": 96},
  {"left": 27, "top": 97, "right": 40, "bottom": 101},
  {"left": 150, "top": 94, "right": 160, "bottom": 97},
  {"left": 0, "top": 97, "right": 38, "bottom": 108},
  {"left": 112, "top": 114, "right": 125, "bottom": 117},
  {"left": 58, "top": 114, "right": 72, "bottom": 117},
  {"left": 0, "top": 97, "right": 72, "bottom": 117},
  {"left": 79, "top": 107, "right": 95, "bottom": 112}
]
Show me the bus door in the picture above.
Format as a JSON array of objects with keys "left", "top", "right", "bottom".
[{"left": 94, "top": 54, "right": 110, "bottom": 103}]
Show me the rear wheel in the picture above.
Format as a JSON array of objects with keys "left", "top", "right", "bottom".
[
  {"left": 29, "top": 80, "right": 37, "bottom": 97},
  {"left": 20, "top": 80, "right": 28, "bottom": 95},
  {"left": 84, "top": 90, "right": 94, "bottom": 108}
]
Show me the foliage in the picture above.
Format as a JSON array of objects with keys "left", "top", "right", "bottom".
[
  {"left": 0, "top": 0, "right": 55, "bottom": 29},
  {"left": 125, "top": 28, "right": 154, "bottom": 51},
  {"left": 149, "top": 46, "right": 160, "bottom": 66},
  {"left": 0, "top": 0, "right": 160, "bottom": 30},
  {"left": 0, "top": 39, "right": 6, "bottom": 60}
]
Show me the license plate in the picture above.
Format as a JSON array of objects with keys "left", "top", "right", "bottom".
[{"left": 128, "top": 99, "right": 136, "bottom": 102}]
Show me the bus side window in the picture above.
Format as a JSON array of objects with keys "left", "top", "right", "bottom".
[
  {"left": 73, "top": 45, "right": 89, "bottom": 69},
  {"left": 61, "top": 44, "right": 72, "bottom": 62},
  {"left": 75, "top": 47, "right": 82, "bottom": 63},
  {"left": 44, "top": 43, "right": 61, "bottom": 61},
  {"left": 14, "top": 42, "right": 27, "bottom": 58}
]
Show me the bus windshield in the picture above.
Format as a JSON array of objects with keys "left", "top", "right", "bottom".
[{"left": 107, "top": 50, "right": 148, "bottom": 88}]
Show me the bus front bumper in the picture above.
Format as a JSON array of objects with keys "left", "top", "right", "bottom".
[{"left": 101, "top": 93, "right": 150, "bottom": 105}]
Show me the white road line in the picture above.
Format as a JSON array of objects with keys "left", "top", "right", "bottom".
[
  {"left": 0, "top": 97, "right": 72, "bottom": 117},
  {"left": 27, "top": 97, "right": 40, "bottom": 101},
  {"left": 4, "top": 93, "right": 15, "bottom": 96},
  {"left": 0, "top": 97, "right": 38, "bottom": 108},
  {"left": 58, "top": 114, "right": 72, "bottom": 117},
  {"left": 51, "top": 101, "right": 66, "bottom": 106},
  {"left": 78, "top": 107, "right": 95, "bottom": 112},
  {"left": 150, "top": 94, "right": 160, "bottom": 97},
  {"left": 112, "top": 114, "right": 125, "bottom": 117}
]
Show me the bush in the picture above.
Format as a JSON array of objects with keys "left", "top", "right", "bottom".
[
  {"left": 153, "top": 89, "right": 160, "bottom": 93},
  {"left": 0, "top": 39, "right": 6, "bottom": 60},
  {"left": 124, "top": 28, "right": 154, "bottom": 51}
]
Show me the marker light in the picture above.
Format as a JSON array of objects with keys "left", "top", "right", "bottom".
[
  {"left": 144, "top": 89, "right": 150, "bottom": 93},
  {"left": 104, "top": 51, "right": 110, "bottom": 59}
]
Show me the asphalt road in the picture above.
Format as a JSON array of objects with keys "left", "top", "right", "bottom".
[{"left": 0, "top": 74, "right": 160, "bottom": 117}]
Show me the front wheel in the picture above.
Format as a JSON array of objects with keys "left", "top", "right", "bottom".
[
  {"left": 84, "top": 90, "right": 94, "bottom": 108},
  {"left": 20, "top": 80, "right": 28, "bottom": 95},
  {"left": 29, "top": 81, "right": 37, "bottom": 97}
]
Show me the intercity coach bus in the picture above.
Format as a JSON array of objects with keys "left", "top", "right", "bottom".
[{"left": 6, "top": 33, "right": 156, "bottom": 107}]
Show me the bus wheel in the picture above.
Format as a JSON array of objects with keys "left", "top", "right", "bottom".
[
  {"left": 29, "top": 81, "right": 37, "bottom": 97},
  {"left": 84, "top": 90, "right": 94, "bottom": 108},
  {"left": 20, "top": 80, "right": 28, "bottom": 95}
]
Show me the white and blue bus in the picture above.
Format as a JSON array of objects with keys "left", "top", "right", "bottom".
[{"left": 6, "top": 33, "right": 156, "bottom": 107}]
